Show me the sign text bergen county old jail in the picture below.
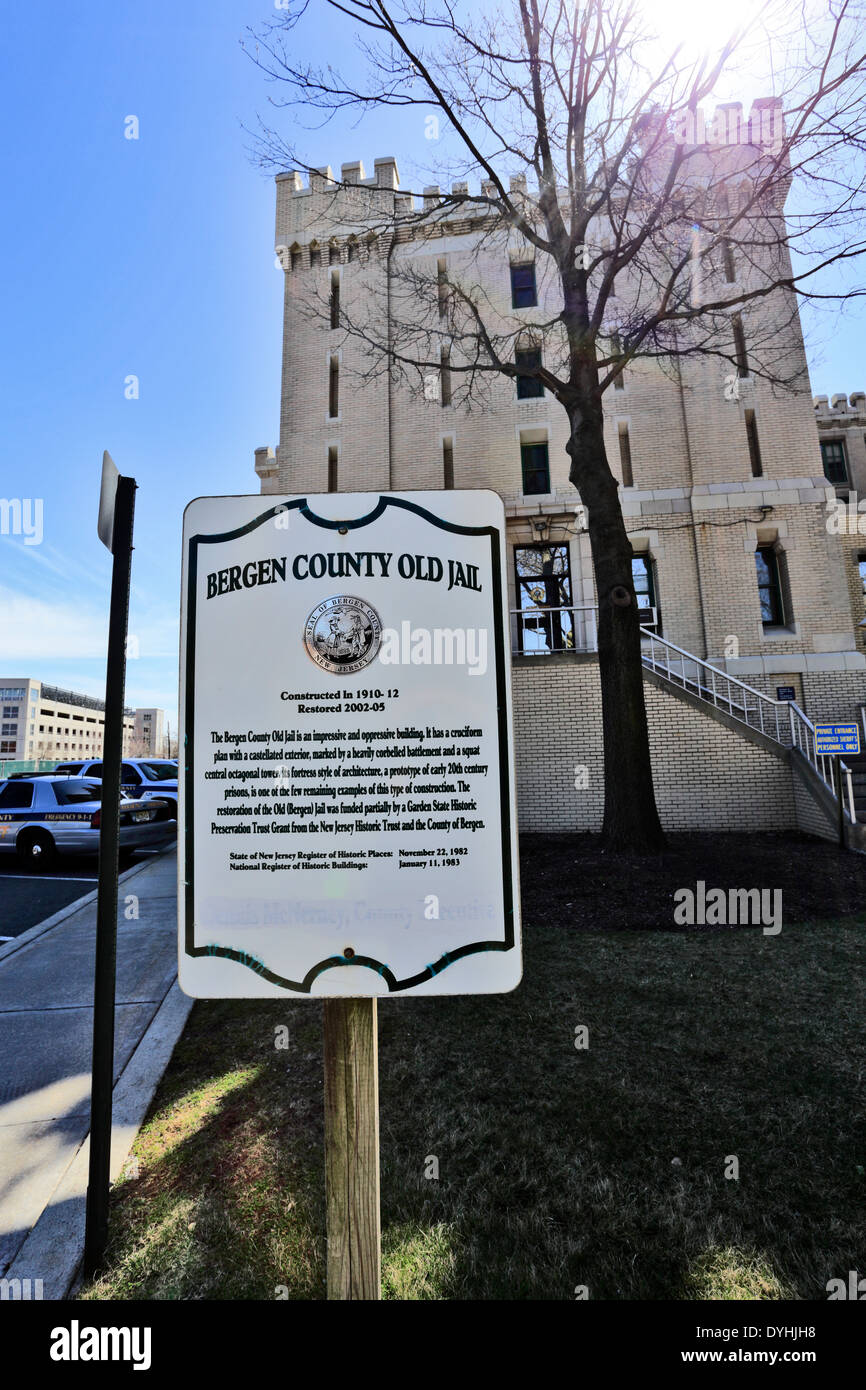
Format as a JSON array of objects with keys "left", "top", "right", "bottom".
[{"left": 178, "top": 491, "right": 522, "bottom": 1000}]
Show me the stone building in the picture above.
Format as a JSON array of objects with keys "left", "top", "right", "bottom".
[
  {"left": 132, "top": 707, "right": 168, "bottom": 758},
  {"left": 813, "top": 391, "right": 866, "bottom": 659},
  {"left": 0, "top": 679, "right": 136, "bottom": 765},
  {"left": 253, "top": 100, "right": 866, "bottom": 838}
]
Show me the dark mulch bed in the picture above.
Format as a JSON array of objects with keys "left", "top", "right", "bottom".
[{"left": 519, "top": 831, "right": 865, "bottom": 929}]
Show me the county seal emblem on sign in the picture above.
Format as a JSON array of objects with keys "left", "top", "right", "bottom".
[{"left": 304, "top": 594, "right": 382, "bottom": 675}]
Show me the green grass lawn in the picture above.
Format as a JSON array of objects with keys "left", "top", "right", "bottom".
[{"left": 80, "top": 909, "right": 865, "bottom": 1301}]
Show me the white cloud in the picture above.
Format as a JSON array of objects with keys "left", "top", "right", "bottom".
[{"left": 0, "top": 586, "right": 178, "bottom": 663}]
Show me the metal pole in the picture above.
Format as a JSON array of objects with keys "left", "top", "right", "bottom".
[
  {"left": 83, "top": 474, "right": 136, "bottom": 1277},
  {"left": 837, "top": 755, "right": 845, "bottom": 849},
  {"left": 323, "top": 998, "right": 381, "bottom": 1299}
]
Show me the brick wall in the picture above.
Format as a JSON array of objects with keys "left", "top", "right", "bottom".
[
  {"left": 264, "top": 161, "right": 866, "bottom": 683},
  {"left": 735, "top": 670, "right": 866, "bottom": 724},
  {"left": 800, "top": 670, "right": 866, "bottom": 726},
  {"left": 511, "top": 656, "right": 795, "bottom": 833},
  {"left": 791, "top": 756, "right": 840, "bottom": 843},
  {"left": 257, "top": 154, "right": 866, "bottom": 842}
]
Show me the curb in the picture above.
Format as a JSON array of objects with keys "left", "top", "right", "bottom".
[
  {"left": 4, "top": 979, "right": 194, "bottom": 1301},
  {"left": 0, "top": 841, "right": 176, "bottom": 964}
]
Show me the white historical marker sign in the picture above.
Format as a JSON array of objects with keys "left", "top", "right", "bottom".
[{"left": 179, "top": 491, "right": 521, "bottom": 998}]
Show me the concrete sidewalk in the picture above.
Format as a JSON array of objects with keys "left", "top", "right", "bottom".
[{"left": 0, "top": 847, "right": 192, "bottom": 1298}]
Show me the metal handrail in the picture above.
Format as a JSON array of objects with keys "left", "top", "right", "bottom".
[
  {"left": 640, "top": 629, "right": 856, "bottom": 824},
  {"left": 787, "top": 701, "right": 856, "bottom": 824},
  {"left": 640, "top": 628, "right": 785, "bottom": 741},
  {"left": 508, "top": 604, "right": 858, "bottom": 825},
  {"left": 509, "top": 603, "right": 660, "bottom": 654},
  {"left": 510, "top": 603, "right": 599, "bottom": 654}
]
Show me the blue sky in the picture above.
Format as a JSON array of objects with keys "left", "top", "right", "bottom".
[{"left": 1, "top": 0, "right": 862, "bottom": 732}]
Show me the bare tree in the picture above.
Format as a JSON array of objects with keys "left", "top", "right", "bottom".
[{"left": 246, "top": 0, "right": 866, "bottom": 852}]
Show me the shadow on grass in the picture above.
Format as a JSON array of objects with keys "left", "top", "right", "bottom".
[
  {"left": 376, "top": 919, "right": 866, "bottom": 1300},
  {"left": 81, "top": 1005, "right": 327, "bottom": 1301},
  {"left": 83, "top": 914, "right": 865, "bottom": 1301}
]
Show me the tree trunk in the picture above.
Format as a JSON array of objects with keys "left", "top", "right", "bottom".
[{"left": 567, "top": 401, "right": 666, "bottom": 853}]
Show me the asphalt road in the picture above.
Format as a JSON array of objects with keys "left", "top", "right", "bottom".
[{"left": 0, "top": 837, "right": 177, "bottom": 940}]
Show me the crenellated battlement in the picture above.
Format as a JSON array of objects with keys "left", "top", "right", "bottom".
[
  {"left": 814, "top": 392, "right": 866, "bottom": 422},
  {"left": 651, "top": 96, "right": 784, "bottom": 152},
  {"left": 274, "top": 97, "right": 786, "bottom": 260}
]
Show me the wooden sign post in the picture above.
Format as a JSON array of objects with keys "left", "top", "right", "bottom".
[
  {"left": 323, "top": 999, "right": 380, "bottom": 1299},
  {"left": 178, "top": 490, "right": 522, "bottom": 1302}
]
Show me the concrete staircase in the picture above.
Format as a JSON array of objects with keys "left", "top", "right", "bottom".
[{"left": 639, "top": 629, "right": 863, "bottom": 848}]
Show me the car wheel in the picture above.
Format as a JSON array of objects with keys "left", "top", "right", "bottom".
[{"left": 17, "top": 829, "right": 56, "bottom": 868}]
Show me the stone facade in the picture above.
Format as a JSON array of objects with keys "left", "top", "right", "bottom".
[
  {"left": 814, "top": 391, "right": 866, "bottom": 664},
  {"left": 0, "top": 678, "right": 136, "bottom": 764},
  {"left": 132, "top": 707, "right": 167, "bottom": 758},
  {"left": 253, "top": 102, "right": 866, "bottom": 832},
  {"left": 512, "top": 655, "right": 796, "bottom": 833}
]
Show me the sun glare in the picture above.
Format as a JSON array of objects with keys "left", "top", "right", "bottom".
[{"left": 637, "top": 0, "right": 774, "bottom": 61}]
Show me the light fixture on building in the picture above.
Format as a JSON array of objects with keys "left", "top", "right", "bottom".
[{"left": 530, "top": 515, "right": 550, "bottom": 541}]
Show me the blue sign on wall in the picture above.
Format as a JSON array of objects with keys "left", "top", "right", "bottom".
[{"left": 814, "top": 724, "right": 861, "bottom": 756}]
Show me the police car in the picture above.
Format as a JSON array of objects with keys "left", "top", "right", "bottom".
[
  {"left": 0, "top": 776, "right": 170, "bottom": 865},
  {"left": 53, "top": 758, "right": 178, "bottom": 821}
]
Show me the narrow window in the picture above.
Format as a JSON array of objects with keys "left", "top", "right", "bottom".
[
  {"left": 290, "top": 244, "right": 301, "bottom": 271},
  {"left": 330, "top": 271, "right": 340, "bottom": 330},
  {"left": 857, "top": 553, "right": 866, "bottom": 606},
  {"left": 440, "top": 347, "right": 452, "bottom": 407},
  {"left": 632, "top": 555, "right": 659, "bottom": 631},
  {"left": 820, "top": 439, "right": 848, "bottom": 485},
  {"left": 618, "top": 423, "right": 634, "bottom": 487},
  {"left": 516, "top": 347, "right": 544, "bottom": 399},
  {"left": 309, "top": 243, "right": 321, "bottom": 269},
  {"left": 745, "top": 409, "right": 763, "bottom": 477},
  {"left": 755, "top": 546, "right": 785, "bottom": 626},
  {"left": 520, "top": 442, "right": 550, "bottom": 495},
  {"left": 722, "top": 239, "right": 736, "bottom": 282},
  {"left": 347, "top": 238, "right": 357, "bottom": 263},
  {"left": 437, "top": 258, "right": 448, "bottom": 318},
  {"left": 329, "top": 241, "right": 340, "bottom": 265},
  {"left": 510, "top": 262, "right": 537, "bottom": 308},
  {"left": 611, "top": 332, "right": 625, "bottom": 390},
  {"left": 603, "top": 239, "right": 617, "bottom": 298},
  {"left": 443, "top": 438, "right": 454, "bottom": 489},
  {"left": 732, "top": 313, "right": 749, "bottom": 378},
  {"left": 328, "top": 357, "right": 339, "bottom": 418},
  {"left": 327, "top": 446, "right": 338, "bottom": 493}
]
